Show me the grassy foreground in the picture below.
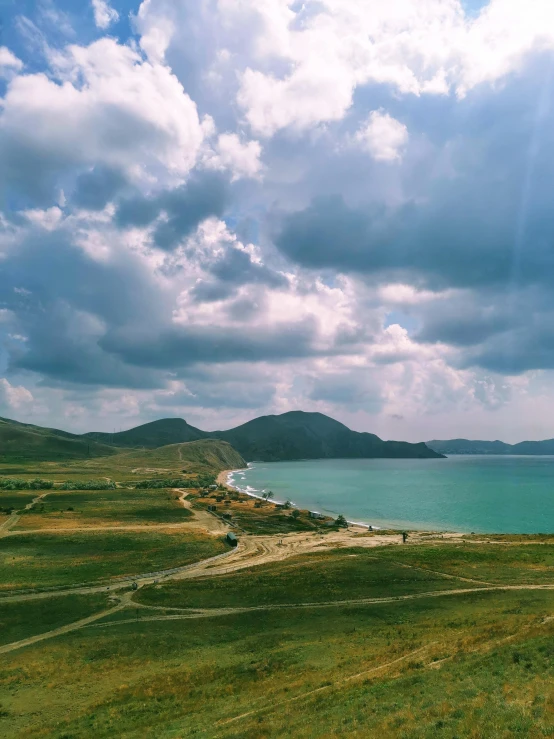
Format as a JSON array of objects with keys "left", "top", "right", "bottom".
[
  {"left": 4, "top": 455, "right": 554, "bottom": 737},
  {"left": 3, "top": 560, "right": 554, "bottom": 737}
]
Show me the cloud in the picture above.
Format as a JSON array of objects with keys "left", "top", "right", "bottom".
[
  {"left": 354, "top": 110, "right": 408, "bottom": 162},
  {"left": 115, "top": 173, "right": 230, "bottom": 250},
  {"left": 206, "top": 133, "right": 263, "bottom": 180},
  {"left": 0, "top": 47, "right": 23, "bottom": 76},
  {"left": 91, "top": 0, "right": 119, "bottom": 30},
  {"left": 0, "top": 38, "right": 207, "bottom": 205},
  {"left": 0, "top": 378, "right": 33, "bottom": 409}
]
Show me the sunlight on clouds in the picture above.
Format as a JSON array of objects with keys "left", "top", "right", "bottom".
[{"left": 354, "top": 110, "right": 409, "bottom": 162}]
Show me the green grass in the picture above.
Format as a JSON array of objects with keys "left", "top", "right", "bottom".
[
  {"left": 3, "top": 588, "right": 554, "bottom": 737},
  {"left": 376, "top": 542, "right": 554, "bottom": 584},
  {"left": 136, "top": 547, "right": 479, "bottom": 609},
  {"left": 0, "top": 531, "right": 228, "bottom": 591},
  {"left": 15, "top": 489, "right": 192, "bottom": 529},
  {"left": 0, "top": 594, "right": 111, "bottom": 646},
  {"left": 0, "top": 492, "right": 37, "bottom": 512}
]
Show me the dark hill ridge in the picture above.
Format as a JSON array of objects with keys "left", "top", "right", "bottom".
[
  {"left": 0, "top": 416, "right": 117, "bottom": 461},
  {"left": 427, "top": 438, "right": 554, "bottom": 455},
  {"left": 85, "top": 418, "right": 207, "bottom": 448},
  {"left": 85, "top": 410, "right": 443, "bottom": 461}
]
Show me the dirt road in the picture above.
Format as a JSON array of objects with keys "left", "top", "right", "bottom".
[{"left": 0, "top": 493, "right": 50, "bottom": 538}]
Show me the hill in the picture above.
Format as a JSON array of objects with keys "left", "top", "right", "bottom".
[
  {"left": 211, "top": 411, "right": 442, "bottom": 461},
  {"left": 104, "top": 439, "right": 246, "bottom": 474},
  {"left": 85, "top": 410, "right": 443, "bottom": 461},
  {"left": 1, "top": 411, "right": 442, "bottom": 463},
  {"left": 427, "top": 438, "right": 554, "bottom": 455},
  {"left": 83, "top": 418, "right": 206, "bottom": 448},
  {"left": 0, "top": 417, "right": 118, "bottom": 462}
]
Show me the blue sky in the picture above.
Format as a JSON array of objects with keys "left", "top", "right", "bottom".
[{"left": 2, "top": 0, "right": 554, "bottom": 442}]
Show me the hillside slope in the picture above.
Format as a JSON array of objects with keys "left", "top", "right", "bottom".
[
  {"left": 83, "top": 418, "right": 206, "bottom": 448},
  {"left": 211, "top": 411, "right": 442, "bottom": 461},
  {"left": 427, "top": 438, "right": 554, "bottom": 455},
  {"left": 0, "top": 417, "right": 118, "bottom": 462},
  {"left": 87, "top": 411, "right": 442, "bottom": 461},
  {"left": 107, "top": 439, "right": 246, "bottom": 474}
]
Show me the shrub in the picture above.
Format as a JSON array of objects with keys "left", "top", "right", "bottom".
[
  {"left": 0, "top": 478, "right": 54, "bottom": 490},
  {"left": 60, "top": 481, "right": 116, "bottom": 490}
]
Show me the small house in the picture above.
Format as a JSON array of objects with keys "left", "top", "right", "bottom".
[
  {"left": 226, "top": 532, "right": 238, "bottom": 547},
  {"left": 209, "top": 484, "right": 217, "bottom": 490},
  {"left": 207, "top": 505, "right": 217, "bottom": 512},
  {"left": 309, "top": 511, "right": 324, "bottom": 520},
  {"left": 222, "top": 512, "right": 232, "bottom": 520}
]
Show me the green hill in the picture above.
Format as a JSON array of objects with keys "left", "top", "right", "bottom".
[
  {"left": 427, "top": 438, "right": 554, "bottom": 455},
  {"left": 86, "top": 411, "right": 443, "bottom": 461},
  {"left": 106, "top": 439, "right": 246, "bottom": 474},
  {"left": 1, "top": 411, "right": 442, "bottom": 463},
  {"left": 0, "top": 417, "right": 118, "bottom": 462},
  {"left": 83, "top": 418, "right": 206, "bottom": 448},
  {"left": 211, "top": 411, "right": 442, "bottom": 461}
]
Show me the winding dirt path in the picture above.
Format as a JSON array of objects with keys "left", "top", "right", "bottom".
[
  {"left": 0, "top": 591, "right": 134, "bottom": 655},
  {"left": 0, "top": 493, "right": 50, "bottom": 538}
]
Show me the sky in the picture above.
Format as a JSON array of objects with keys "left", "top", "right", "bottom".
[{"left": 2, "top": 1, "right": 554, "bottom": 442}]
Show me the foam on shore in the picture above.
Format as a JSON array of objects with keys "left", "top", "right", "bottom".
[{"left": 225, "top": 465, "right": 380, "bottom": 530}]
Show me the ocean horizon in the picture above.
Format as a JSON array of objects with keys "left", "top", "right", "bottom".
[{"left": 228, "top": 456, "right": 554, "bottom": 534}]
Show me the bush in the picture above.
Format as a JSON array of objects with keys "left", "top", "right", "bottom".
[
  {"left": 0, "top": 478, "right": 54, "bottom": 490},
  {"left": 135, "top": 473, "right": 217, "bottom": 490},
  {"left": 134, "top": 478, "right": 187, "bottom": 489},
  {"left": 60, "top": 481, "right": 116, "bottom": 490}
]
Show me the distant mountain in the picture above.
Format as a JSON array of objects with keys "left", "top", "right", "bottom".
[
  {"left": 84, "top": 418, "right": 206, "bottom": 448},
  {"left": 427, "top": 438, "right": 554, "bottom": 455},
  {"left": 1, "top": 411, "right": 443, "bottom": 463},
  {"left": 0, "top": 416, "right": 118, "bottom": 462},
  {"left": 86, "top": 410, "right": 443, "bottom": 462}
]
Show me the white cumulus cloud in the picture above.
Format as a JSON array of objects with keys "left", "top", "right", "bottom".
[
  {"left": 0, "top": 378, "right": 34, "bottom": 409},
  {"left": 354, "top": 110, "right": 408, "bottom": 162},
  {"left": 0, "top": 38, "right": 208, "bottom": 201},
  {"left": 91, "top": 0, "right": 119, "bottom": 30}
]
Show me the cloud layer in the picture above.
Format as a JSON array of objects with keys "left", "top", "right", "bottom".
[{"left": 2, "top": 0, "right": 554, "bottom": 442}]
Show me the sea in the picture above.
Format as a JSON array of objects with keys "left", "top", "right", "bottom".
[{"left": 227, "top": 456, "right": 554, "bottom": 534}]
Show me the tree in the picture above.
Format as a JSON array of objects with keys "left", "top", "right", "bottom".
[
  {"left": 291, "top": 508, "right": 300, "bottom": 519},
  {"left": 336, "top": 514, "right": 348, "bottom": 528},
  {"left": 283, "top": 499, "right": 292, "bottom": 510}
]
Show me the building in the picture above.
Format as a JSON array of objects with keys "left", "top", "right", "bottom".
[
  {"left": 309, "top": 511, "right": 325, "bottom": 520},
  {"left": 226, "top": 532, "right": 238, "bottom": 547}
]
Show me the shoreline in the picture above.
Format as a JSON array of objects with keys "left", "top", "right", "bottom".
[
  {"left": 217, "top": 466, "right": 471, "bottom": 536},
  {"left": 217, "top": 467, "right": 388, "bottom": 532}
]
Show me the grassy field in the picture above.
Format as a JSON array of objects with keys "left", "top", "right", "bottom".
[
  {"left": 136, "top": 547, "right": 483, "bottom": 609},
  {"left": 0, "top": 593, "right": 112, "bottom": 645},
  {"left": 0, "top": 531, "right": 227, "bottom": 591},
  {"left": 4, "top": 452, "right": 554, "bottom": 737},
  {"left": 13, "top": 488, "right": 192, "bottom": 529},
  {"left": 3, "top": 581, "right": 554, "bottom": 737},
  {"left": 376, "top": 541, "right": 554, "bottom": 585},
  {"left": 0, "top": 491, "right": 37, "bottom": 513}
]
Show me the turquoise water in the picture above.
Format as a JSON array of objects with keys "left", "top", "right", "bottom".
[{"left": 228, "top": 456, "right": 554, "bottom": 533}]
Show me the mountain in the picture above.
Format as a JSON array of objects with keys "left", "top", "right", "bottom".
[
  {"left": 427, "top": 438, "right": 554, "bottom": 455},
  {"left": 104, "top": 439, "right": 246, "bottom": 474},
  {"left": 86, "top": 410, "right": 443, "bottom": 461},
  {"left": 84, "top": 418, "right": 206, "bottom": 448},
  {"left": 210, "top": 411, "right": 442, "bottom": 461},
  {"left": 0, "top": 416, "right": 118, "bottom": 461}
]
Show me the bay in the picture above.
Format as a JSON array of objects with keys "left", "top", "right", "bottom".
[{"left": 228, "top": 456, "right": 554, "bottom": 533}]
